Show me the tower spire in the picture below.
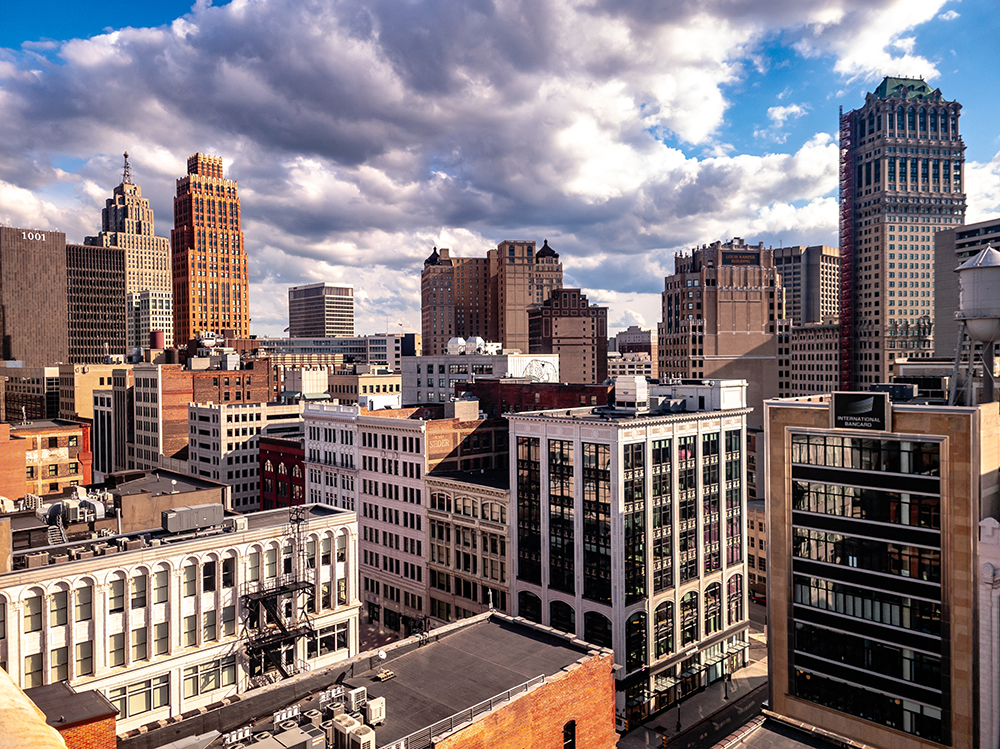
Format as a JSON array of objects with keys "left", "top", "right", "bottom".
[{"left": 122, "top": 151, "right": 133, "bottom": 185}]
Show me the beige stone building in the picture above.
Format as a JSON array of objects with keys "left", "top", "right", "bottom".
[
  {"left": 328, "top": 366, "right": 401, "bottom": 407},
  {"left": 772, "top": 245, "right": 840, "bottom": 326},
  {"left": 840, "top": 77, "right": 965, "bottom": 388},
  {"left": 763, "top": 393, "right": 999, "bottom": 749},
  {"left": 788, "top": 321, "right": 840, "bottom": 397},
  {"left": 658, "top": 238, "right": 790, "bottom": 430},
  {"left": 608, "top": 352, "right": 655, "bottom": 378},
  {"left": 528, "top": 288, "right": 608, "bottom": 384},
  {"left": 58, "top": 364, "right": 128, "bottom": 422}
]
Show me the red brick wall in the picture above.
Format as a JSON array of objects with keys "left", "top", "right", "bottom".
[
  {"left": 58, "top": 716, "right": 117, "bottom": 749},
  {"left": 0, "top": 423, "right": 28, "bottom": 500},
  {"left": 436, "top": 654, "right": 618, "bottom": 749}
]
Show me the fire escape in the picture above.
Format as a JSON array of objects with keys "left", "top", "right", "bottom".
[
  {"left": 242, "top": 506, "right": 316, "bottom": 685},
  {"left": 838, "top": 106, "right": 855, "bottom": 390}
]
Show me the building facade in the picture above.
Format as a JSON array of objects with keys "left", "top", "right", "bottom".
[
  {"left": 933, "top": 216, "right": 1000, "bottom": 358},
  {"left": 839, "top": 77, "right": 965, "bottom": 388},
  {"left": 772, "top": 245, "right": 840, "bottom": 326},
  {"left": 171, "top": 154, "right": 249, "bottom": 345},
  {"left": 764, "top": 393, "right": 996, "bottom": 749},
  {"left": 258, "top": 436, "right": 306, "bottom": 511},
  {"left": 58, "top": 364, "right": 123, "bottom": 422},
  {"left": 66, "top": 243, "right": 127, "bottom": 364},
  {"left": 528, "top": 288, "right": 609, "bottom": 384},
  {"left": 288, "top": 283, "right": 354, "bottom": 338},
  {"left": 0, "top": 504, "right": 360, "bottom": 734},
  {"left": 421, "top": 240, "right": 563, "bottom": 356},
  {"left": 610, "top": 326, "right": 658, "bottom": 377},
  {"left": 86, "top": 153, "right": 172, "bottom": 349},
  {"left": 508, "top": 379, "right": 751, "bottom": 729},
  {"left": 608, "top": 353, "right": 655, "bottom": 379},
  {"left": 659, "top": 238, "right": 789, "bottom": 429},
  {"left": 0, "top": 228, "right": 69, "bottom": 367},
  {"left": 12, "top": 419, "right": 92, "bottom": 497},
  {"left": 788, "top": 321, "right": 841, "bottom": 397},
  {"left": 0, "top": 365, "right": 61, "bottom": 421},
  {"left": 128, "top": 290, "right": 174, "bottom": 350},
  {"left": 227, "top": 333, "right": 406, "bottom": 372},
  {"left": 401, "top": 350, "right": 559, "bottom": 405},
  {"left": 187, "top": 400, "right": 304, "bottom": 513}
]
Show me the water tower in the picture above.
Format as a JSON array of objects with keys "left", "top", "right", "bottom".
[{"left": 949, "top": 245, "right": 1000, "bottom": 405}]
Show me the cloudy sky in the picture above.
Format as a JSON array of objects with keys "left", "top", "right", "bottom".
[{"left": 2, "top": 0, "right": 999, "bottom": 337}]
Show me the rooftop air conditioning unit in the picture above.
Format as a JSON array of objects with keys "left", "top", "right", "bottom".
[
  {"left": 349, "top": 726, "right": 375, "bottom": 749},
  {"left": 345, "top": 687, "right": 367, "bottom": 713},
  {"left": 364, "top": 697, "right": 385, "bottom": 726},
  {"left": 25, "top": 552, "right": 48, "bottom": 568},
  {"left": 332, "top": 715, "right": 360, "bottom": 749}
]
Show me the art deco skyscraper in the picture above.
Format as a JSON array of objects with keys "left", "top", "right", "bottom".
[
  {"left": 171, "top": 154, "right": 250, "bottom": 346},
  {"left": 839, "top": 77, "right": 965, "bottom": 388},
  {"left": 87, "top": 153, "right": 173, "bottom": 347}
]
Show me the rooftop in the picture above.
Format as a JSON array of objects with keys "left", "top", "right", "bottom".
[
  {"left": 25, "top": 682, "right": 117, "bottom": 730},
  {"left": 871, "top": 76, "right": 936, "bottom": 100},
  {"left": 10, "top": 419, "right": 85, "bottom": 433},
  {"left": 739, "top": 717, "right": 847, "bottom": 749},
  {"left": 104, "top": 469, "right": 228, "bottom": 497}
]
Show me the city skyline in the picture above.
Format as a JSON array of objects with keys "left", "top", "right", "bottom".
[{"left": 1, "top": 0, "right": 999, "bottom": 338}]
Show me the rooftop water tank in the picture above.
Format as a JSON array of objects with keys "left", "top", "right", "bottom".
[{"left": 957, "top": 245, "right": 1000, "bottom": 343}]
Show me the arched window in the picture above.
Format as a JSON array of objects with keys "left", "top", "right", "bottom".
[
  {"left": 518, "top": 591, "right": 541, "bottom": 623},
  {"left": 705, "top": 583, "right": 722, "bottom": 635},
  {"left": 930, "top": 109, "right": 938, "bottom": 132},
  {"left": 277, "top": 462, "right": 288, "bottom": 476},
  {"left": 907, "top": 107, "right": 915, "bottom": 131},
  {"left": 654, "top": 601, "right": 674, "bottom": 658},
  {"left": 728, "top": 574, "right": 744, "bottom": 626},
  {"left": 563, "top": 720, "right": 576, "bottom": 749},
  {"left": 584, "top": 611, "right": 612, "bottom": 649},
  {"left": 918, "top": 107, "right": 927, "bottom": 131},
  {"left": 264, "top": 460, "right": 273, "bottom": 472},
  {"left": 625, "top": 612, "right": 647, "bottom": 671},
  {"left": 550, "top": 600, "right": 575, "bottom": 634},
  {"left": 292, "top": 465, "right": 302, "bottom": 478},
  {"left": 896, "top": 106, "right": 904, "bottom": 130},
  {"left": 680, "top": 592, "right": 699, "bottom": 646},
  {"left": 867, "top": 112, "right": 875, "bottom": 135}
]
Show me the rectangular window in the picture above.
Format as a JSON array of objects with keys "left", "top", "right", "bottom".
[
  {"left": 222, "top": 605, "right": 236, "bottom": 637},
  {"left": 75, "top": 641, "right": 93, "bottom": 676},
  {"left": 24, "top": 596, "right": 42, "bottom": 632},
  {"left": 24, "top": 653, "right": 42, "bottom": 688},
  {"left": 203, "top": 611, "right": 217, "bottom": 641},
  {"left": 50, "top": 646, "right": 68, "bottom": 682},
  {"left": 50, "top": 591, "right": 67, "bottom": 627},
  {"left": 109, "top": 579, "right": 125, "bottom": 613},
  {"left": 183, "top": 615, "right": 197, "bottom": 648},
  {"left": 153, "top": 571, "right": 168, "bottom": 604},
  {"left": 249, "top": 551, "right": 260, "bottom": 582},
  {"left": 265, "top": 549, "right": 277, "bottom": 578},
  {"left": 222, "top": 558, "right": 236, "bottom": 588},
  {"left": 109, "top": 633, "right": 125, "bottom": 667},
  {"left": 75, "top": 586, "right": 92, "bottom": 621},
  {"left": 131, "top": 575, "right": 147, "bottom": 609},
  {"left": 202, "top": 561, "right": 216, "bottom": 593},
  {"left": 183, "top": 566, "right": 197, "bottom": 597},
  {"left": 154, "top": 622, "right": 169, "bottom": 656},
  {"left": 132, "top": 628, "right": 147, "bottom": 661}
]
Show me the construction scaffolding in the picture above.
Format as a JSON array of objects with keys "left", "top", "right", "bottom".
[
  {"left": 838, "top": 105, "right": 855, "bottom": 391},
  {"left": 241, "top": 506, "right": 316, "bottom": 685}
]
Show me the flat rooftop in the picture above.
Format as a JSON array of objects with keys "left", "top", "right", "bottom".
[
  {"left": 10, "top": 419, "right": 83, "bottom": 432},
  {"left": 741, "top": 718, "right": 852, "bottom": 749},
  {"left": 25, "top": 682, "right": 117, "bottom": 729},
  {"left": 244, "top": 503, "right": 347, "bottom": 531},
  {"left": 106, "top": 470, "right": 227, "bottom": 497}
]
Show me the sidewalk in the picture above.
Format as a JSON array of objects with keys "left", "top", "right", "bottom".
[
  {"left": 618, "top": 629, "right": 769, "bottom": 749},
  {"left": 358, "top": 620, "right": 401, "bottom": 653}
]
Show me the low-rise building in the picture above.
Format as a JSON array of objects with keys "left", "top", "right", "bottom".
[
  {"left": 401, "top": 347, "right": 559, "bottom": 405},
  {"left": 58, "top": 364, "right": 125, "bottom": 423},
  {"left": 0, "top": 364, "right": 61, "bottom": 421},
  {"left": 12, "top": 420, "right": 92, "bottom": 497},
  {"left": 608, "top": 352, "right": 655, "bottom": 378},
  {"left": 0, "top": 503, "right": 360, "bottom": 735},
  {"left": 259, "top": 436, "right": 306, "bottom": 512},
  {"left": 227, "top": 333, "right": 408, "bottom": 372},
  {"left": 328, "top": 365, "right": 401, "bottom": 409},
  {"left": 425, "top": 469, "right": 511, "bottom": 621}
]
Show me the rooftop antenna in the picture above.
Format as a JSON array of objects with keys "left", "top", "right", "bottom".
[{"left": 122, "top": 152, "right": 133, "bottom": 185}]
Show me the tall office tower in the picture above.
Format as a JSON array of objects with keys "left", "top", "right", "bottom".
[
  {"left": 839, "top": 77, "right": 965, "bottom": 388},
  {"left": 509, "top": 378, "right": 751, "bottom": 730},
  {"left": 528, "top": 288, "right": 609, "bottom": 383},
  {"left": 421, "top": 240, "right": 563, "bottom": 356},
  {"left": 933, "top": 217, "right": 1000, "bottom": 357},
  {"left": 66, "top": 243, "right": 127, "bottom": 363},
  {"left": 772, "top": 245, "right": 841, "bottom": 325},
  {"left": 171, "top": 153, "right": 250, "bottom": 347},
  {"left": 0, "top": 227, "right": 69, "bottom": 366},
  {"left": 288, "top": 283, "right": 355, "bottom": 337},
  {"left": 87, "top": 153, "right": 173, "bottom": 347},
  {"left": 658, "top": 238, "right": 789, "bottom": 430},
  {"left": 764, "top": 393, "right": 997, "bottom": 749}
]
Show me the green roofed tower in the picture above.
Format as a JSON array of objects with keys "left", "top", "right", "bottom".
[{"left": 838, "top": 77, "right": 965, "bottom": 389}]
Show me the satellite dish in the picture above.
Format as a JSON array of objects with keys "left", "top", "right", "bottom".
[{"left": 377, "top": 650, "right": 387, "bottom": 660}]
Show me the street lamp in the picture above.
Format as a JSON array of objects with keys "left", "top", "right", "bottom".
[{"left": 676, "top": 700, "right": 681, "bottom": 732}]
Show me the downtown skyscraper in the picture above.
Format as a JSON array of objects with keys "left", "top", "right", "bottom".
[
  {"left": 839, "top": 77, "right": 965, "bottom": 388},
  {"left": 171, "top": 153, "right": 250, "bottom": 346}
]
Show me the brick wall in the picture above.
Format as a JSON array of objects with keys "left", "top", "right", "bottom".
[
  {"left": 58, "top": 716, "right": 117, "bottom": 749},
  {"left": 436, "top": 653, "right": 618, "bottom": 749}
]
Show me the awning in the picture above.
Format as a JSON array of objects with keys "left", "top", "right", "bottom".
[
  {"left": 725, "top": 641, "right": 750, "bottom": 654},
  {"left": 679, "top": 665, "right": 705, "bottom": 678},
  {"left": 703, "top": 652, "right": 726, "bottom": 667},
  {"left": 653, "top": 674, "right": 679, "bottom": 692}
]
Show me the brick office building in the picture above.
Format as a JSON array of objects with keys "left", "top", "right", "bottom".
[
  {"left": 11, "top": 420, "right": 92, "bottom": 497},
  {"left": 528, "top": 287, "right": 609, "bottom": 384},
  {"left": 259, "top": 436, "right": 306, "bottom": 511}
]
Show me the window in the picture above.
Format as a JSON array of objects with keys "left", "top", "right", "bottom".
[
  {"left": 222, "top": 605, "right": 236, "bottom": 637},
  {"left": 109, "top": 676, "right": 169, "bottom": 719},
  {"left": 153, "top": 571, "right": 168, "bottom": 604},
  {"left": 203, "top": 611, "right": 217, "bottom": 641},
  {"left": 24, "top": 595, "right": 42, "bottom": 632},
  {"left": 75, "top": 641, "right": 93, "bottom": 676},
  {"left": 75, "top": 586, "right": 92, "bottom": 621},
  {"left": 132, "top": 628, "right": 147, "bottom": 661},
  {"left": 249, "top": 551, "right": 260, "bottom": 582},
  {"left": 563, "top": 721, "right": 576, "bottom": 749},
  {"left": 68, "top": 435, "right": 78, "bottom": 447},
  {"left": 202, "top": 561, "right": 217, "bottom": 592},
  {"left": 110, "top": 633, "right": 125, "bottom": 667},
  {"left": 50, "top": 646, "right": 68, "bottom": 682},
  {"left": 50, "top": 591, "right": 67, "bottom": 627},
  {"left": 183, "top": 615, "right": 197, "bottom": 647},
  {"left": 154, "top": 623, "right": 169, "bottom": 655},
  {"left": 109, "top": 580, "right": 125, "bottom": 613},
  {"left": 131, "top": 575, "right": 147, "bottom": 609},
  {"left": 24, "top": 653, "right": 42, "bottom": 688},
  {"left": 626, "top": 612, "right": 647, "bottom": 671},
  {"left": 266, "top": 549, "right": 277, "bottom": 578},
  {"left": 183, "top": 564, "right": 197, "bottom": 597},
  {"left": 680, "top": 592, "right": 699, "bottom": 646},
  {"left": 183, "top": 657, "right": 237, "bottom": 698}
]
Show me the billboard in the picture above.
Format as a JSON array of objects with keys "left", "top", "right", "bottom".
[{"left": 831, "top": 392, "right": 890, "bottom": 431}]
